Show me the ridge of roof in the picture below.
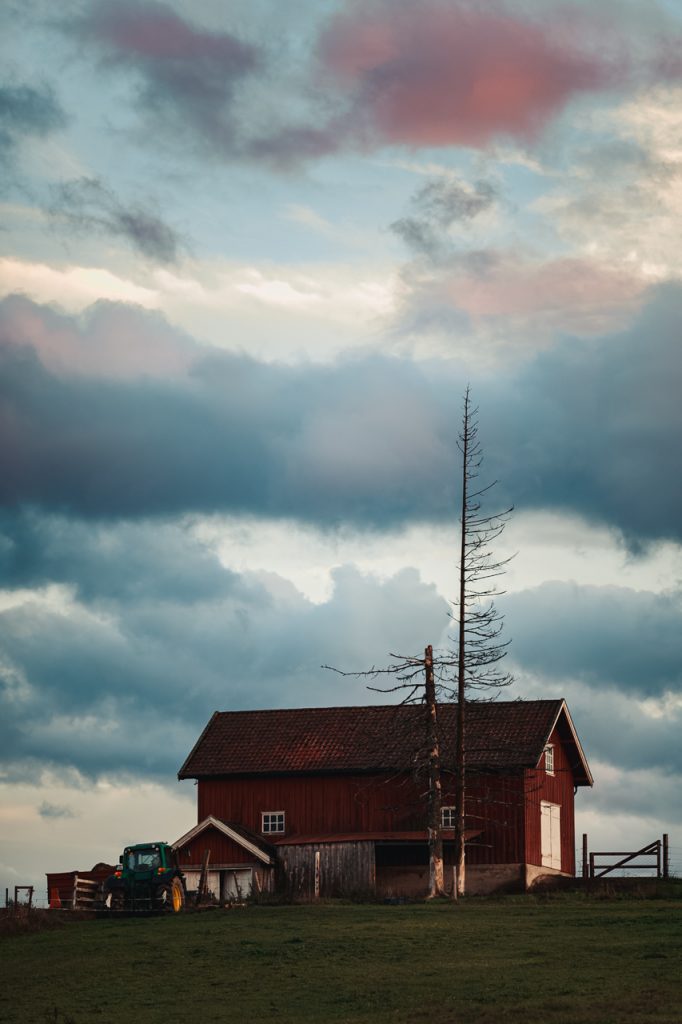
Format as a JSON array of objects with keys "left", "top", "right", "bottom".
[{"left": 177, "top": 698, "right": 591, "bottom": 784}]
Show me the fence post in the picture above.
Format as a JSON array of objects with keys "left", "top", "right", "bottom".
[
  {"left": 589, "top": 852, "right": 595, "bottom": 880},
  {"left": 582, "top": 834, "right": 588, "bottom": 879},
  {"left": 663, "top": 834, "right": 669, "bottom": 879}
]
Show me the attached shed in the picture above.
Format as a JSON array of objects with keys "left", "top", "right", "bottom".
[
  {"left": 178, "top": 699, "right": 593, "bottom": 897},
  {"left": 172, "top": 816, "right": 275, "bottom": 901}
]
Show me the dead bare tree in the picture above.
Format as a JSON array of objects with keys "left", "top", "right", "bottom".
[
  {"left": 448, "top": 386, "right": 514, "bottom": 898},
  {"left": 324, "top": 387, "right": 512, "bottom": 901},
  {"left": 324, "top": 646, "right": 447, "bottom": 898}
]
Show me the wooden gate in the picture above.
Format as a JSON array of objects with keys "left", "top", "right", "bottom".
[{"left": 582, "top": 834, "right": 669, "bottom": 879}]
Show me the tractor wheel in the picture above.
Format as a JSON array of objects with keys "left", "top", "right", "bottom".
[
  {"left": 157, "top": 877, "right": 185, "bottom": 913},
  {"left": 171, "top": 877, "right": 185, "bottom": 912}
]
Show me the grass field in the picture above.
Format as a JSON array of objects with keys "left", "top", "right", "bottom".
[{"left": 2, "top": 896, "right": 681, "bottom": 1024}]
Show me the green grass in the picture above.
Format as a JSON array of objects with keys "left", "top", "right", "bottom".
[{"left": 2, "top": 897, "right": 681, "bottom": 1024}]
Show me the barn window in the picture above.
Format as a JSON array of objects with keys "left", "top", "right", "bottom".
[
  {"left": 544, "top": 745, "right": 555, "bottom": 775},
  {"left": 262, "top": 811, "right": 286, "bottom": 834},
  {"left": 441, "top": 806, "right": 456, "bottom": 828}
]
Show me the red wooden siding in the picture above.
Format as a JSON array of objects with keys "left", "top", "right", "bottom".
[
  {"left": 460, "top": 772, "right": 525, "bottom": 866},
  {"left": 199, "top": 769, "right": 528, "bottom": 865},
  {"left": 176, "top": 826, "right": 258, "bottom": 867},
  {"left": 199, "top": 773, "right": 425, "bottom": 836},
  {"left": 523, "top": 725, "right": 576, "bottom": 873}
]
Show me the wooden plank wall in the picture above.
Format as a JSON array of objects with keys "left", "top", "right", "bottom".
[
  {"left": 276, "top": 841, "right": 375, "bottom": 899},
  {"left": 200, "top": 770, "right": 529, "bottom": 865},
  {"left": 199, "top": 773, "right": 425, "bottom": 835},
  {"left": 462, "top": 772, "right": 526, "bottom": 865}
]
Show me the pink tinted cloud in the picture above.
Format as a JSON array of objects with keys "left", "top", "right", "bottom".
[
  {"left": 82, "top": 1, "right": 256, "bottom": 68},
  {"left": 432, "top": 253, "right": 647, "bottom": 333},
  {"left": 318, "top": 1, "right": 618, "bottom": 147},
  {"left": 402, "top": 255, "right": 647, "bottom": 338},
  {"left": 447, "top": 257, "right": 644, "bottom": 321},
  {"left": 0, "top": 296, "right": 196, "bottom": 380}
]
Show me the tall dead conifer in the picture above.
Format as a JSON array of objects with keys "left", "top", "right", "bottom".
[{"left": 451, "top": 387, "right": 513, "bottom": 898}]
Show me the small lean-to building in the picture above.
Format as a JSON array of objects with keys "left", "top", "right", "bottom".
[{"left": 174, "top": 699, "right": 593, "bottom": 898}]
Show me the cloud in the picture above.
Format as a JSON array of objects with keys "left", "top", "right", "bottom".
[
  {"left": 507, "top": 581, "right": 682, "bottom": 699},
  {"left": 71, "top": 0, "right": 260, "bottom": 159},
  {"left": 0, "top": 297, "right": 457, "bottom": 523},
  {"left": 317, "top": 0, "right": 617, "bottom": 149},
  {"left": 0, "top": 510, "right": 448, "bottom": 779},
  {"left": 0, "top": 294, "right": 195, "bottom": 378},
  {"left": 533, "top": 87, "right": 682, "bottom": 281},
  {"left": 49, "top": 177, "right": 183, "bottom": 264},
  {"left": 391, "top": 177, "right": 497, "bottom": 260},
  {"left": 1, "top": 509, "right": 681, "bottom": 786},
  {"left": 0, "top": 284, "right": 681, "bottom": 545},
  {"left": 61, "top": 1, "right": 682, "bottom": 173},
  {"left": 38, "top": 801, "right": 76, "bottom": 819},
  {"left": 397, "top": 251, "right": 645, "bottom": 342},
  {"left": 484, "top": 281, "right": 682, "bottom": 547},
  {"left": 0, "top": 81, "right": 65, "bottom": 166}
]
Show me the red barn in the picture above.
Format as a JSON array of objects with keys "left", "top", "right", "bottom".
[{"left": 174, "top": 699, "right": 593, "bottom": 898}]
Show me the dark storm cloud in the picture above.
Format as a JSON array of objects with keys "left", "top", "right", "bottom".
[
  {"left": 0, "top": 81, "right": 65, "bottom": 162},
  {"left": 391, "top": 179, "right": 497, "bottom": 260},
  {"left": 0, "top": 510, "right": 448, "bottom": 779},
  {"left": 0, "top": 510, "right": 235, "bottom": 604},
  {"left": 506, "top": 582, "right": 682, "bottom": 699},
  {"left": 50, "top": 177, "right": 183, "bottom": 263},
  {"left": 0, "top": 283, "right": 681, "bottom": 544},
  {"left": 482, "top": 282, "right": 682, "bottom": 547},
  {"left": 70, "top": 0, "right": 260, "bottom": 159},
  {"left": 0, "top": 303, "right": 456, "bottom": 524}
]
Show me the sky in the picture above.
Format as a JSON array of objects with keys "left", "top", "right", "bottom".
[{"left": 1, "top": 0, "right": 681, "bottom": 899}]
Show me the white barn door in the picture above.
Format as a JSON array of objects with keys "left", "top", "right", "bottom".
[
  {"left": 540, "top": 801, "right": 561, "bottom": 870},
  {"left": 221, "top": 869, "right": 252, "bottom": 902}
]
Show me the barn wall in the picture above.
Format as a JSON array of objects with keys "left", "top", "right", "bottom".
[
  {"left": 276, "top": 841, "right": 375, "bottom": 899},
  {"left": 198, "top": 770, "right": 527, "bottom": 865},
  {"left": 460, "top": 773, "right": 525, "bottom": 865},
  {"left": 197, "top": 737, "right": 580, "bottom": 876},
  {"left": 523, "top": 726, "right": 576, "bottom": 874},
  {"left": 199, "top": 774, "right": 426, "bottom": 835}
]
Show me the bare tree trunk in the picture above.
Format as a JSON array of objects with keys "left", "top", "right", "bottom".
[
  {"left": 424, "top": 644, "right": 444, "bottom": 897},
  {"left": 454, "top": 389, "right": 469, "bottom": 900}
]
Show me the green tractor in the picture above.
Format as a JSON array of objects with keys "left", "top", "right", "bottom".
[{"left": 103, "top": 842, "right": 186, "bottom": 912}]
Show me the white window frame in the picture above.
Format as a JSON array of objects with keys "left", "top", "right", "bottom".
[
  {"left": 544, "top": 744, "right": 555, "bottom": 775},
  {"left": 261, "top": 811, "right": 286, "bottom": 834},
  {"left": 441, "top": 806, "right": 456, "bottom": 828}
]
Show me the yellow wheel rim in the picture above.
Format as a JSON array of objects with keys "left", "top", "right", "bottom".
[{"left": 172, "top": 880, "right": 183, "bottom": 912}]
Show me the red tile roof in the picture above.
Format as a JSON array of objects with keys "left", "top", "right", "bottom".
[{"left": 178, "top": 700, "right": 592, "bottom": 784}]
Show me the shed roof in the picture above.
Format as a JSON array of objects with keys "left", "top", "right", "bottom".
[
  {"left": 179, "top": 700, "right": 592, "bottom": 786},
  {"left": 172, "top": 815, "right": 275, "bottom": 864}
]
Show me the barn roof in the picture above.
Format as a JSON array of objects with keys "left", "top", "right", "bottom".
[{"left": 178, "top": 699, "right": 592, "bottom": 786}]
